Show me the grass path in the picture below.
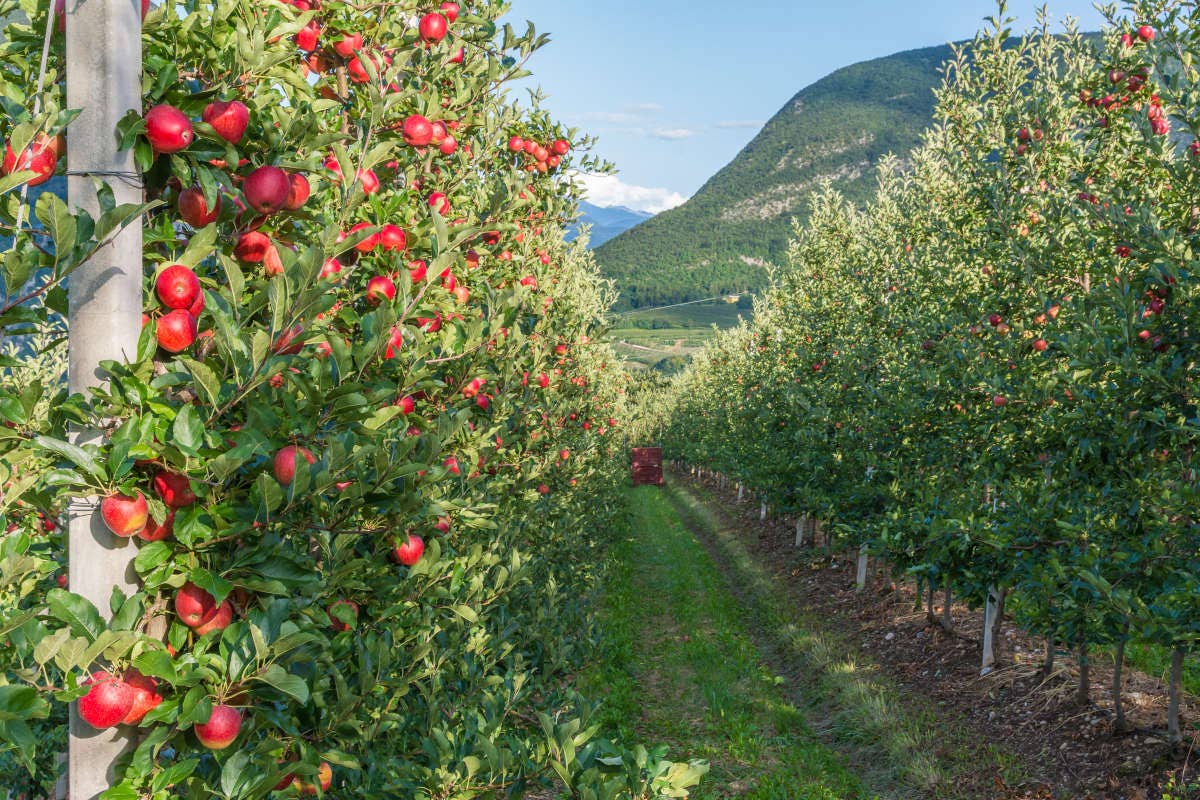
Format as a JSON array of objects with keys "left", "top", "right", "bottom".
[{"left": 580, "top": 485, "right": 877, "bottom": 800}]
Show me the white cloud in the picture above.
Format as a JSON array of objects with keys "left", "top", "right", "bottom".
[
  {"left": 716, "top": 120, "right": 765, "bottom": 129},
  {"left": 651, "top": 128, "right": 698, "bottom": 140},
  {"left": 577, "top": 173, "right": 688, "bottom": 214},
  {"left": 625, "top": 102, "right": 663, "bottom": 114}
]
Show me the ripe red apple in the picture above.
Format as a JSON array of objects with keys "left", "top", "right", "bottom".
[
  {"left": 178, "top": 186, "right": 221, "bottom": 227},
  {"left": 391, "top": 534, "right": 424, "bottom": 566},
  {"left": 274, "top": 445, "right": 315, "bottom": 486},
  {"left": 194, "top": 703, "right": 241, "bottom": 750},
  {"left": 138, "top": 509, "right": 174, "bottom": 542},
  {"left": 155, "top": 264, "right": 201, "bottom": 310},
  {"left": 439, "top": 1, "right": 459, "bottom": 22},
  {"left": 320, "top": 258, "right": 343, "bottom": 280},
  {"left": 2, "top": 137, "right": 57, "bottom": 186},
  {"left": 379, "top": 224, "right": 406, "bottom": 251},
  {"left": 99, "top": 491, "right": 149, "bottom": 537},
  {"left": 419, "top": 12, "right": 447, "bottom": 43},
  {"left": 296, "top": 763, "right": 333, "bottom": 796},
  {"left": 366, "top": 275, "right": 396, "bottom": 305},
  {"left": 332, "top": 31, "right": 363, "bottom": 57},
  {"left": 551, "top": 139, "right": 570, "bottom": 156},
  {"left": 235, "top": 231, "right": 271, "bottom": 262},
  {"left": 508, "top": 136, "right": 524, "bottom": 153},
  {"left": 1137, "top": 24, "right": 1155, "bottom": 42},
  {"left": 79, "top": 672, "right": 135, "bottom": 729},
  {"left": 427, "top": 192, "right": 450, "bottom": 215},
  {"left": 357, "top": 168, "right": 380, "bottom": 194},
  {"left": 175, "top": 582, "right": 217, "bottom": 627},
  {"left": 144, "top": 104, "right": 194, "bottom": 153},
  {"left": 992, "top": 395, "right": 1007, "bottom": 407},
  {"left": 156, "top": 309, "right": 198, "bottom": 353},
  {"left": 349, "top": 221, "right": 379, "bottom": 252},
  {"left": 385, "top": 327, "right": 404, "bottom": 359},
  {"left": 408, "top": 259, "right": 428, "bottom": 282},
  {"left": 153, "top": 471, "right": 196, "bottom": 508},
  {"left": 284, "top": 172, "right": 310, "bottom": 210},
  {"left": 439, "top": 135, "right": 458, "bottom": 156},
  {"left": 121, "top": 669, "right": 163, "bottom": 725},
  {"left": 328, "top": 599, "right": 358, "bottom": 631},
  {"left": 402, "top": 115, "right": 433, "bottom": 147},
  {"left": 295, "top": 19, "right": 320, "bottom": 51},
  {"left": 396, "top": 395, "right": 416, "bottom": 414},
  {"left": 243, "top": 165, "right": 291, "bottom": 214},
  {"left": 193, "top": 599, "right": 233, "bottom": 635},
  {"left": 202, "top": 100, "right": 249, "bottom": 144},
  {"left": 1032, "top": 339, "right": 1048, "bottom": 352}
]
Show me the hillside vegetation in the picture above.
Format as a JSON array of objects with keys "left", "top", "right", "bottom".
[{"left": 596, "top": 43, "right": 953, "bottom": 309}]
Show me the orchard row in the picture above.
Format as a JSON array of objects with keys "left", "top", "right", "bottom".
[
  {"left": 0, "top": 0, "right": 704, "bottom": 797},
  {"left": 643, "top": 0, "right": 1200, "bottom": 745}
]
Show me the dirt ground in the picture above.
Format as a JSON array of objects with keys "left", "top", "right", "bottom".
[{"left": 675, "top": 468, "right": 1200, "bottom": 800}]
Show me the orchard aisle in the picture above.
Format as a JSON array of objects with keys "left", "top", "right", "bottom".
[{"left": 582, "top": 485, "right": 875, "bottom": 800}]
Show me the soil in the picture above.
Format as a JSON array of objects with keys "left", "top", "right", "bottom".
[{"left": 673, "top": 467, "right": 1200, "bottom": 800}]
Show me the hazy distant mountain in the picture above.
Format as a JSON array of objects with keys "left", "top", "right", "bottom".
[
  {"left": 568, "top": 201, "right": 653, "bottom": 249},
  {"left": 596, "top": 42, "right": 957, "bottom": 309}
]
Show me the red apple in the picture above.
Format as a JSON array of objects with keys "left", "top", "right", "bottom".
[
  {"left": 2, "top": 137, "right": 57, "bottom": 186},
  {"left": 439, "top": 136, "right": 458, "bottom": 156},
  {"left": 551, "top": 139, "right": 570, "bottom": 156},
  {"left": 193, "top": 599, "right": 233, "bottom": 635},
  {"left": 155, "top": 264, "right": 201, "bottom": 310},
  {"left": 153, "top": 471, "right": 196, "bottom": 508},
  {"left": 243, "top": 165, "right": 291, "bottom": 214},
  {"left": 418, "top": 12, "right": 447, "bottom": 43},
  {"left": 178, "top": 186, "right": 221, "bottom": 227},
  {"left": 391, "top": 534, "right": 424, "bottom": 566},
  {"left": 328, "top": 599, "right": 358, "bottom": 631},
  {"left": 202, "top": 100, "right": 249, "bottom": 144},
  {"left": 194, "top": 703, "right": 241, "bottom": 750},
  {"left": 295, "top": 19, "right": 320, "bottom": 51},
  {"left": 274, "top": 445, "right": 315, "bottom": 486},
  {"left": 1137, "top": 24, "right": 1155, "bottom": 42},
  {"left": 349, "top": 221, "right": 379, "bottom": 252},
  {"left": 175, "top": 582, "right": 217, "bottom": 627},
  {"left": 79, "top": 672, "right": 135, "bottom": 729},
  {"left": 427, "top": 192, "right": 450, "bottom": 215},
  {"left": 366, "top": 275, "right": 396, "bottom": 305},
  {"left": 121, "top": 669, "right": 163, "bottom": 725},
  {"left": 156, "top": 309, "right": 197, "bottom": 353},
  {"left": 508, "top": 136, "right": 524, "bottom": 153},
  {"left": 439, "top": 2, "right": 459, "bottom": 22},
  {"left": 138, "top": 510, "right": 174, "bottom": 542},
  {"left": 144, "top": 104, "right": 193, "bottom": 153},
  {"left": 284, "top": 172, "right": 310, "bottom": 210},
  {"left": 332, "top": 31, "right": 362, "bottom": 58},
  {"left": 235, "top": 231, "right": 271, "bottom": 262},
  {"left": 1033, "top": 339, "right": 1048, "bottom": 352},
  {"left": 296, "top": 762, "right": 333, "bottom": 796},
  {"left": 99, "top": 491, "right": 149, "bottom": 537},
  {"left": 402, "top": 115, "right": 433, "bottom": 147},
  {"left": 408, "top": 259, "right": 428, "bottom": 282},
  {"left": 396, "top": 395, "right": 416, "bottom": 414},
  {"left": 378, "top": 224, "right": 406, "bottom": 251}
]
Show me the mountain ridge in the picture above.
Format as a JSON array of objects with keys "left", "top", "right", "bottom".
[{"left": 595, "top": 41, "right": 959, "bottom": 309}]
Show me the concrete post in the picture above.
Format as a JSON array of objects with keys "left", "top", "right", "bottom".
[
  {"left": 855, "top": 544, "right": 868, "bottom": 591},
  {"left": 736, "top": 484, "right": 743, "bottom": 502},
  {"left": 759, "top": 501, "right": 767, "bottom": 521},
  {"left": 981, "top": 586, "right": 999, "bottom": 675},
  {"left": 66, "top": 0, "right": 143, "bottom": 794},
  {"left": 794, "top": 519, "right": 804, "bottom": 548}
]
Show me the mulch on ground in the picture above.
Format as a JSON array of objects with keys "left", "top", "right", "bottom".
[{"left": 676, "top": 468, "right": 1199, "bottom": 800}]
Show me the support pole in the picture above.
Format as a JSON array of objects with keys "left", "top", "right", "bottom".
[
  {"left": 736, "top": 484, "right": 743, "bottom": 502},
  {"left": 794, "top": 518, "right": 804, "bottom": 548},
  {"left": 856, "top": 544, "right": 868, "bottom": 591},
  {"left": 66, "top": 0, "right": 143, "bottom": 794},
  {"left": 759, "top": 501, "right": 767, "bottom": 521},
  {"left": 981, "top": 586, "right": 998, "bottom": 675}
]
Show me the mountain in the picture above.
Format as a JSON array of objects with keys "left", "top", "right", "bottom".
[
  {"left": 595, "top": 42, "right": 956, "bottom": 309},
  {"left": 568, "top": 201, "right": 653, "bottom": 249}
]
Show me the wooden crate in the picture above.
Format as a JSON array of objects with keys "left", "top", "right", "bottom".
[{"left": 630, "top": 447, "right": 664, "bottom": 486}]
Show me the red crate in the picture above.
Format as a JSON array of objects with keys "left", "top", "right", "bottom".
[{"left": 630, "top": 447, "right": 664, "bottom": 486}]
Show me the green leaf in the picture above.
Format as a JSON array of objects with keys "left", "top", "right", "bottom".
[
  {"left": 182, "top": 357, "right": 222, "bottom": 407},
  {"left": 46, "top": 588, "right": 105, "bottom": 641},
  {"left": 134, "top": 541, "right": 174, "bottom": 575},
  {"left": 179, "top": 224, "right": 218, "bottom": 269},
  {"left": 0, "top": 685, "right": 45, "bottom": 721},
  {"left": 255, "top": 663, "right": 309, "bottom": 703},
  {"left": 172, "top": 404, "right": 205, "bottom": 456},
  {"left": 132, "top": 649, "right": 179, "bottom": 686},
  {"left": 34, "top": 435, "right": 106, "bottom": 481}
]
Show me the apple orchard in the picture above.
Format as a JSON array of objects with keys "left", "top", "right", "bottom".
[
  {"left": 641, "top": 0, "right": 1200, "bottom": 751},
  {"left": 0, "top": 0, "right": 706, "bottom": 796}
]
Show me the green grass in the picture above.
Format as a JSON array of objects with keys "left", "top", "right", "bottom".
[
  {"left": 583, "top": 485, "right": 876, "bottom": 799},
  {"left": 607, "top": 303, "right": 746, "bottom": 370},
  {"left": 1124, "top": 643, "right": 1200, "bottom": 696},
  {"left": 665, "top": 482, "right": 1030, "bottom": 799}
]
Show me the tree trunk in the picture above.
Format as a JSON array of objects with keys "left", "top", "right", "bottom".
[
  {"left": 1041, "top": 636, "right": 1056, "bottom": 680},
  {"left": 1111, "top": 621, "right": 1130, "bottom": 733},
  {"left": 925, "top": 582, "right": 934, "bottom": 616},
  {"left": 1167, "top": 647, "right": 1185, "bottom": 746},
  {"left": 1076, "top": 637, "right": 1090, "bottom": 705},
  {"left": 941, "top": 577, "right": 953, "bottom": 632},
  {"left": 856, "top": 544, "right": 868, "bottom": 592}
]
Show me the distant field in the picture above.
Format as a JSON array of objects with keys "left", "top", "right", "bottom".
[{"left": 607, "top": 301, "right": 747, "bottom": 371}]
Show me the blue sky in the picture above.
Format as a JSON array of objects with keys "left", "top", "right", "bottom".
[{"left": 506, "top": 0, "right": 1112, "bottom": 212}]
